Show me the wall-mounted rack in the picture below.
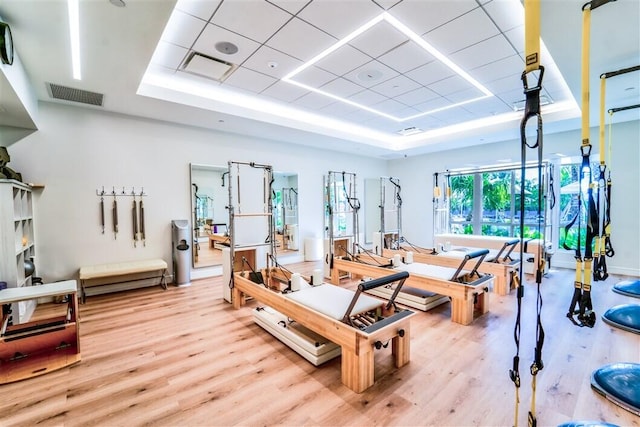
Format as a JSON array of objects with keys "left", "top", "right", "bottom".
[{"left": 95, "top": 187, "right": 148, "bottom": 197}]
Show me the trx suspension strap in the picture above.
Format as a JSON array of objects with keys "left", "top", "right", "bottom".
[
  {"left": 511, "top": 1, "right": 545, "bottom": 426},
  {"left": 566, "top": 0, "right": 616, "bottom": 328},
  {"left": 593, "top": 66, "right": 639, "bottom": 280}
]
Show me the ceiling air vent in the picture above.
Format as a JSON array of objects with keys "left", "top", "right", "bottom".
[
  {"left": 512, "top": 95, "right": 552, "bottom": 112},
  {"left": 397, "top": 126, "right": 423, "bottom": 136},
  {"left": 47, "top": 83, "right": 104, "bottom": 106},
  {"left": 181, "top": 51, "right": 236, "bottom": 82}
]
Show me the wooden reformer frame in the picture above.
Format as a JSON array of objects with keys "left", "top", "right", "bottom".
[
  {"left": 330, "top": 250, "right": 493, "bottom": 326},
  {"left": 232, "top": 270, "right": 414, "bottom": 393},
  {"left": 385, "top": 238, "right": 519, "bottom": 296}
]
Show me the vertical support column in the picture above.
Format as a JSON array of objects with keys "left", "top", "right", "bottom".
[
  {"left": 341, "top": 340, "right": 374, "bottom": 393},
  {"left": 392, "top": 323, "right": 410, "bottom": 368}
]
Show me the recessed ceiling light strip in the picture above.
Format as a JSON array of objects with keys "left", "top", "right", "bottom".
[
  {"left": 282, "top": 11, "right": 494, "bottom": 122},
  {"left": 68, "top": 0, "right": 81, "bottom": 80},
  {"left": 383, "top": 13, "right": 492, "bottom": 97},
  {"left": 282, "top": 14, "right": 385, "bottom": 80}
]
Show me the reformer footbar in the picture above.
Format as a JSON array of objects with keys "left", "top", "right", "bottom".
[{"left": 511, "top": 1, "right": 545, "bottom": 425}]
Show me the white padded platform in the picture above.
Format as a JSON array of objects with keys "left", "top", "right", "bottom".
[
  {"left": 286, "top": 284, "right": 383, "bottom": 320},
  {"left": 395, "top": 262, "right": 465, "bottom": 281},
  {"left": 79, "top": 259, "right": 167, "bottom": 280},
  {"left": 253, "top": 306, "right": 341, "bottom": 366}
]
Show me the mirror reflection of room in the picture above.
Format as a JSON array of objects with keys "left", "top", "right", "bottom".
[
  {"left": 272, "top": 173, "right": 299, "bottom": 255},
  {"left": 190, "top": 164, "right": 229, "bottom": 268}
]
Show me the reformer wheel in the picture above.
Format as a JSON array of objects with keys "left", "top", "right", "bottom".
[
  {"left": 591, "top": 363, "right": 640, "bottom": 416},
  {"left": 612, "top": 280, "right": 640, "bottom": 298},
  {"left": 601, "top": 304, "right": 640, "bottom": 334}
]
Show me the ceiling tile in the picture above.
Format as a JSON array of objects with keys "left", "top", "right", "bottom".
[
  {"left": 424, "top": 7, "right": 499, "bottom": 55},
  {"left": 496, "top": 87, "right": 528, "bottom": 108},
  {"left": 482, "top": 0, "right": 524, "bottom": 33},
  {"left": 150, "top": 41, "right": 189, "bottom": 70},
  {"left": 405, "top": 60, "right": 455, "bottom": 86},
  {"left": 320, "top": 100, "right": 360, "bottom": 117},
  {"left": 161, "top": 10, "right": 207, "bottom": 49},
  {"left": 450, "top": 34, "right": 516, "bottom": 71},
  {"left": 224, "top": 67, "right": 278, "bottom": 93},
  {"left": 394, "top": 86, "right": 440, "bottom": 106},
  {"left": 371, "top": 74, "right": 421, "bottom": 98},
  {"left": 343, "top": 60, "right": 399, "bottom": 88},
  {"left": 393, "top": 106, "right": 422, "bottom": 119},
  {"left": 266, "top": 17, "right": 337, "bottom": 61},
  {"left": 291, "top": 65, "right": 336, "bottom": 87},
  {"left": 483, "top": 73, "right": 522, "bottom": 95},
  {"left": 413, "top": 96, "right": 453, "bottom": 113},
  {"left": 293, "top": 92, "right": 336, "bottom": 110},
  {"left": 372, "top": 0, "right": 403, "bottom": 10},
  {"left": 211, "top": 0, "right": 292, "bottom": 43},
  {"left": 461, "top": 96, "right": 512, "bottom": 116},
  {"left": 193, "top": 23, "right": 261, "bottom": 64},
  {"left": 348, "top": 89, "right": 388, "bottom": 105},
  {"left": 445, "top": 87, "right": 487, "bottom": 104},
  {"left": 348, "top": 19, "right": 408, "bottom": 58},
  {"left": 266, "top": 0, "right": 311, "bottom": 15},
  {"left": 372, "top": 98, "right": 408, "bottom": 115},
  {"left": 175, "top": 0, "right": 222, "bottom": 21},
  {"left": 320, "top": 77, "right": 365, "bottom": 98},
  {"left": 377, "top": 41, "right": 435, "bottom": 74},
  {"left": 261, "top": 81, "right": 309, "bottom": 102},
  {"left": 387, "top": 0, "right": 479, "bottom": 35},
  {"left": 315, "top": 44, "right": 373, "bottom": 76},
  {"left": 429, "top": 106, "right": 475, "bottom": 124},
  {"left": 243, "top": 45, "right": 303, "bottom": 79},
  {"left": 297, "top": 0, "right": 383, "bottom": 39},
  {"left": 504, "top": 25, "right": 524, "bottom": 54},
  {"left": 472, "top": 55, "right": 524, "bottom": 85},
  {"left": 429, "top": 75, "right": 475, "bottom": 96}
]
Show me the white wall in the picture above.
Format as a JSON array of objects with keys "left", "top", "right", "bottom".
[
  {"left": 8, "top": 102, "right": 387, "bottom": 282},
  {"left": 388, "top": 119, "right": 640, "bottom": 277}
]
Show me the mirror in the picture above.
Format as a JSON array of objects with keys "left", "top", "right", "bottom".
[
  {"left": 272, "top": 172, "right": 299, "bottom": 255},
  {"left": 190, "top": 164, "right": 229, "bottom": 268}
]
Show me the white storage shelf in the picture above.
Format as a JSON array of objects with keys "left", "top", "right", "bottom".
[{"left": 1, "top": 180, "right": 37, "bottom": 325}]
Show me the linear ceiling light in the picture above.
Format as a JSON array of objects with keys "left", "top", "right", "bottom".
[
  {"left": 282, "top": 12, "right": 493, "bottom": 122},
  {"left": 68, "top": 0, "right": 81, "bottom": 80}
]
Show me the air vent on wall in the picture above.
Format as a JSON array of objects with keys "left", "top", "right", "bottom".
[
  {"left": 47, "top": 83, "right": 104, "bottom": 106},
  {"left": 181, "top": 51, "right": 236, "bottom": 82}
]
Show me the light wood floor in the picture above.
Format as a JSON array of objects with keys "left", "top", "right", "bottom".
[{"left": 2, "top": 263, "right": 639, "bottom": 426}]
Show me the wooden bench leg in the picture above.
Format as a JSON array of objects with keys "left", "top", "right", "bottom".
[
  {"left": 341, "top": 344, "right": 375, "bottom": 393},
  {"left": 232, "top": 287, "right": 245, "bottom": 309},
  {"left": 476, "top": 292, "right": 489, "bottom": 316},
  {"left": 450, "top": 297, "right": 473, "bottom": 326},
  {"left": 392, "top": 323, "right": 410, "bottom": 368},
  {"left": 494, "top": 274, "right": 507, "bottom": 296}
]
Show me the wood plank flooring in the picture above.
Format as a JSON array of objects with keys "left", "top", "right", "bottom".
[{"left": 1, "top": 263, "right": 639, "bottom": 426}]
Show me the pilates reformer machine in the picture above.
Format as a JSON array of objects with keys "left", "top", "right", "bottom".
[
  {"left": 371, "top": 175, "right": 519, "bottom": 296},
  {"left": 232, "top": 265, "right": 415, "bottom": 393},
  {"left": 331, "top": 247, "right": 493, "bottom": 326}
]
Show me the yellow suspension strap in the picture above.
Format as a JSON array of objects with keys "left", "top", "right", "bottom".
[
  {"left": 511, "top": 1, "right": 545, "bottom": 426},
  {"left": 594, "top": 66, "right": 640, "bottom": 280},
  {"left": 566, "top": 0, "right": 616, "bottom": 328}
]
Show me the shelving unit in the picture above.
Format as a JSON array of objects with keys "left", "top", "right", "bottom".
[{"left": 0, "top": 180, "right": 36, "bottom": 325}]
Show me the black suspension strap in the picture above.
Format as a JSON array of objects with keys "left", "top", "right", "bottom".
[
  {"left": 566, "top": 0, "right": 617, "bottom": 328},
  {"left": 511, "top": 1, "right": 545, "bottom": 425}
]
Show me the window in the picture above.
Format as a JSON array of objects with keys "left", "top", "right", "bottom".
[{"left": 447, "top": 164, "right": 548, "bottom": 238}]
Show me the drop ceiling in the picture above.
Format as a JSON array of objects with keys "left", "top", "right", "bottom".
[{"left": 0, "top": 0, "right": 638, "bottom": 158}]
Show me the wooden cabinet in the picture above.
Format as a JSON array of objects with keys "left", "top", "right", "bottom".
[
  {"left": 0, "top": 280, "right": 81, "bottom": 384},
  {"left": 0, "top": 180, "right": 36, "bottom": 325}
]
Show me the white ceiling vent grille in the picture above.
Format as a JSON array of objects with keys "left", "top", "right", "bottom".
[
  {"left": 47, "top": 83, "right": 104, "bottom": 106},
  {"left": 181, "top": 52, "right": 236, "bottom": 82}
]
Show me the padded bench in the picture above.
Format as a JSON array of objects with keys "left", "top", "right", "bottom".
[{"left": 78, "top": 259, "right": 168, "bottom": 303}]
